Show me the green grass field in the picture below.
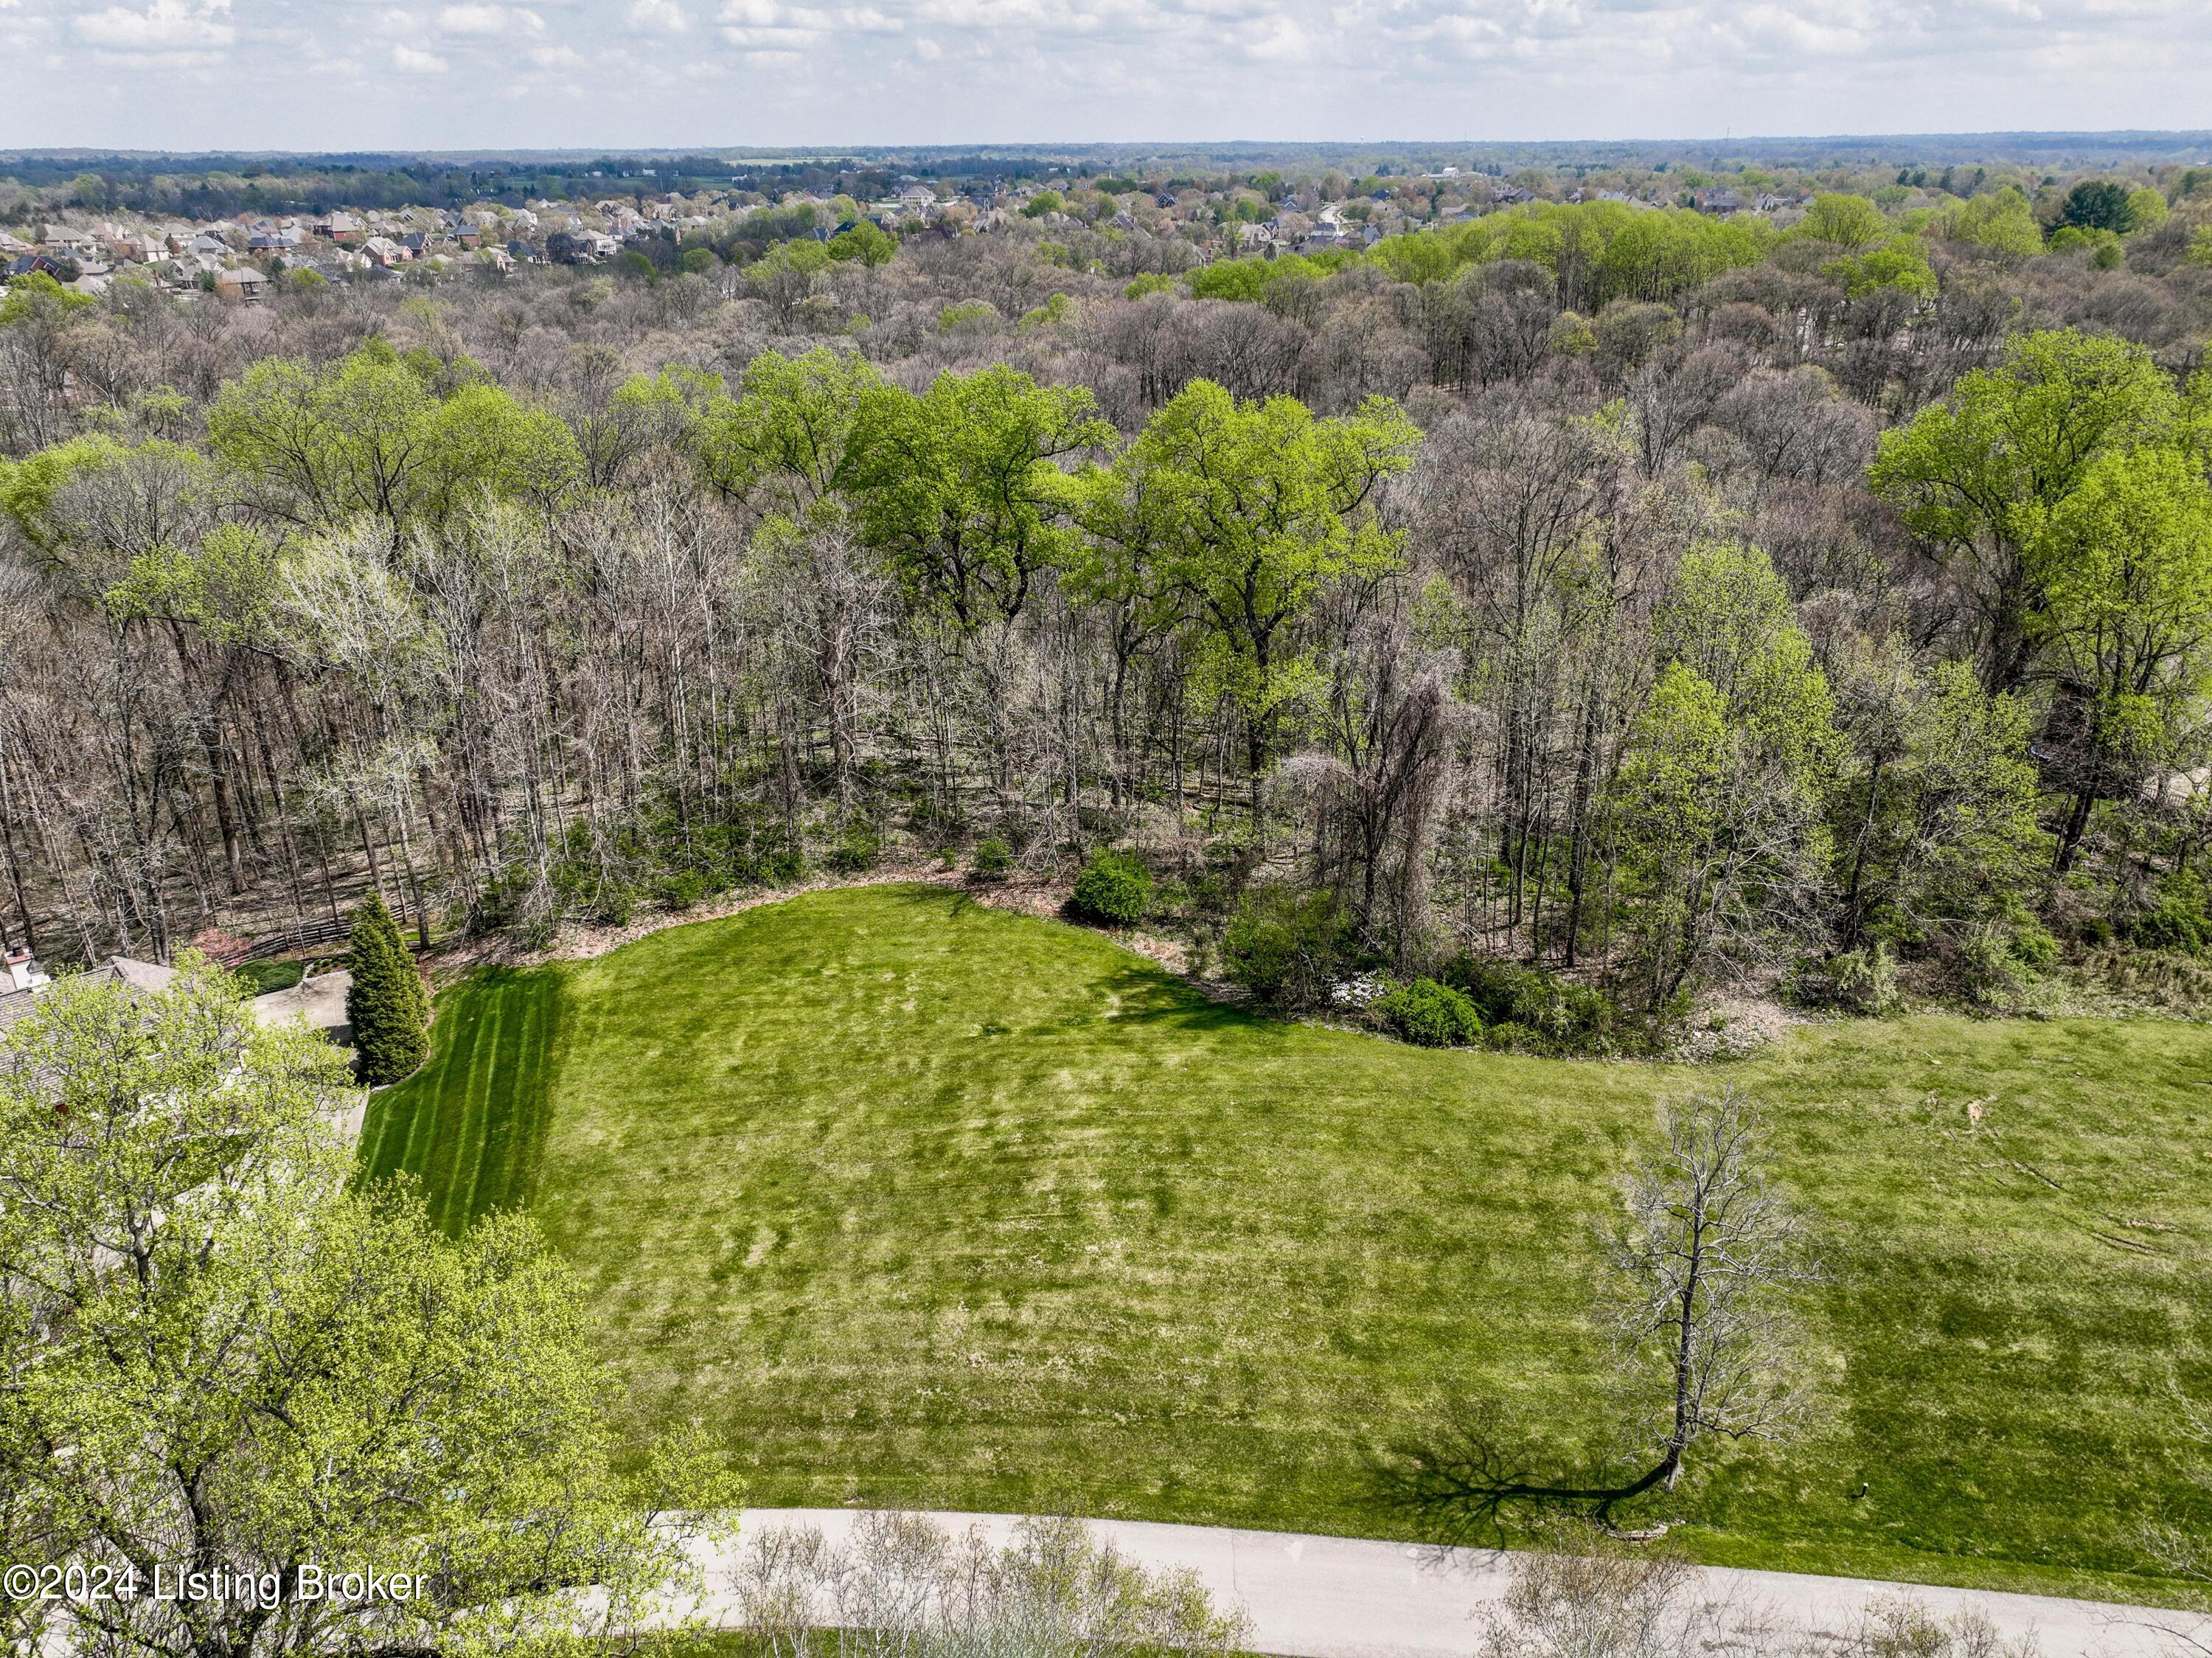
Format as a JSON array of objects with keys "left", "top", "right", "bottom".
[
  {"left": 361, "top": 884, "right": 2212, "bottom": 1603},
  {"left": 359, "top": 966, "right": 562, "bottom": 1235}
]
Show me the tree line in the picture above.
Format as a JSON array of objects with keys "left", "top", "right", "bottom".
[{"left": 2, "top": 187, "right": 2210, "bottom": 1037}]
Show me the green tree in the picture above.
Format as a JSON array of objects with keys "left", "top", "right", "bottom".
[
  {"left": 1103, "top": 380, "right": 1420, "bottom": 822},
  {"left": 1654, "top": 541, "right": 1840, "bottom": 788},
  {"left": 208, "top": 339, "right": 581, "bottom": 527},
  {"left": 846, "top": 365, "right": 1111, "bottom": 628},
  {"left": 347, "top": 891, "right": 430, "bottom": 1085},
  {"left": 1947, "top": 185, "right": 2043, "bottom": 260},
  {"left": 1615, "top": 545, "right": 1840, "bottom": 1010},
  {"left": 2061, "top": 178, "right": 2135, "bottom": 235},
  {"left": 743, "top": 239, "right": 831, "bottom": 332},
  {"left": 1833, "top": 656, "right": 2045, "bottom": 946},
  {"left": 697, "top": 346, "right": 882, "bottom": 516},
  {"left": 0, "top": 957, "right": 730, "bottom": 1658},
  {"left": 1869, "top": 329, "right": 2183, "bottom": 692},
  {"left": 1795, "top": 193, "right": 1890, "bottom": 252},
  {"left": 2126, "top": 188, "right": 2171, "bottom": 233},
  {"left": 1821, "top": 235, "right": 1937, "bottom": 300},
  {"left": 826, "top": 220, "right": 896, "bottom": 266},
  {"left": 0, "top": 268, "right": 97, "bottom": 325},
  {"left": 2031, "top": 443, "right": 2212, "bottom": 867}
]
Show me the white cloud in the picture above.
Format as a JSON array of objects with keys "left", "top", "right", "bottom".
[
  {"left": 72, "top": 0, "right": 234, "bottom": 52},
  {"left": 625, "top": 0, "right": 692, "bottom": 30},
  {"left": 14, "top": 0, "right": 2212, "bottom": 146},
  {"left": 1242, "top": 13, "right": 1310, "bottom": 57},
  {"left": 718, "top": 0, "right": 901, "bottom": 46},
  {"left": 439, "top": 2, "right": 544, "bottom": 32}
]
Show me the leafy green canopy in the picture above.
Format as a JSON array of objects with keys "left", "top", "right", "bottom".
[
  {"left": 208, "top": 337, "right": 583, "bottom": 528},
  {"left": 846, "top": 364, "right": 1113, "bottom": 628},
  {"left": 0, "top": 957, "right": 730, "bottom": 1658},
  {"left": 1869, "top": 330, "right": 2193, "bottom": 693},
  {"left": 1367, "top": 201, "right": 1771, "bottom": 310},
  {"left": 1089, "top": 380, "right": 1419, "bottom": 788}
]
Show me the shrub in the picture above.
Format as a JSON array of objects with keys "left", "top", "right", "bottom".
[
  {"left": 660, "top": 871, "right": 707, "bottom": 910},
  {"left": 972, "top": 838, "right": 1013, "bottom": 878},
  {"left": 1795, "top": 943, "right": 1899, "bottom": 1014},
  {"left": 2135, "top": 871, "right": 2208, "bottom": 954},
  {"left": 1071, "top": 850, "right": 1152, "bottom": 926},
  {"left": 1371, "top": 977, "right": 1483, "bottom": 1047},
  {"left": 1439, "top": 954, "right": 1618, "bottom": 1052},
  {"left": 824, "top": 825, "right": 882, "bottom": 875},
  {"left": 2011, "top": 918, "right": 2060, "bottom": 973},
  {"left": 1222, "top": 882, "right": 1352, "bottom": 1008},
  {"left": 346, "top": 894, "right": 429, "bottom": 1086},
  {"left": 1960, "top": 922, "right": 2033, "bottom": 1007},
  {"left": 1485, "top": 1021, "right": 1540, "bottom": 1053}
]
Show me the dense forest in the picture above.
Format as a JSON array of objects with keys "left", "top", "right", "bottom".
[{"left": 4, "top": 163, "right": 2212, "bottom": 1049}]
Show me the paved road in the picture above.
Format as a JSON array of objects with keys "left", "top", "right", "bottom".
[{"left": 706, "top": 1508, "right": 2209, "bottom": 1658}]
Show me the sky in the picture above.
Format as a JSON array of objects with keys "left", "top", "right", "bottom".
[{"left": 2, "top": 0, "right": 2210, "bottom": 152}]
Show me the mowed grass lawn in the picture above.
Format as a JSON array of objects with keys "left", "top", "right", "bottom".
[{"left": 362, "top": 884, "right": 2212, "bottom": 1603}]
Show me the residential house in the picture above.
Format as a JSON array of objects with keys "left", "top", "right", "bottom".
[
  {"left": 212, "top": 266, "right": 269, "bottom": 303},
  {"left": 0, "top": 954, "right": 171, "bottom": 1036},
  {"left": 312, "top": 212, "right": 363, "bottom": 241},
  {"left": 360, "top": 235, "right": 409, "bottom": 268},
  {"left": 38, "top": 224, "right": 102, "bottom": 257}
]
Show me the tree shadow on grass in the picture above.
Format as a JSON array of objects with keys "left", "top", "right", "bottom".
[
  {"left": 1371, "top": 1397, "right": 1671, "bottom": 1547},
  {"left": 1092, "top": 960, "right": 1273, "bottom": 1036},
  {"left": 882, "top": 883, "right": 1267, "bottom": 1038}
]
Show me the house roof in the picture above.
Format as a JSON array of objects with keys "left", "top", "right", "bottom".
[{"left": 0, "top": 956, "right": 175, "bottom": 1031}]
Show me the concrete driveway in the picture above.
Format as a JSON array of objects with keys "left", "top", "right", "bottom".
[{"left": 252, "top": 969, "right": 363, "bottom": 1142}]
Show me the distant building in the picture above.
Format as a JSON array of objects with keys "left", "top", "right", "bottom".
[{"left": 212, "top": 266, "right": 269, "bottom": 303}]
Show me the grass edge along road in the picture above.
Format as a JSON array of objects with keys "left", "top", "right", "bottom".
[{"left": 359, "top": 884, "right": 2212, "bottom": 1609}]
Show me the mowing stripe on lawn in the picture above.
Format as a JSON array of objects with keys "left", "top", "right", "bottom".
[{"left": 358, "top": 966, "right": 564, "bottom": 1235}]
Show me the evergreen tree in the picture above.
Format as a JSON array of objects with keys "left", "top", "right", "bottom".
[{"left": 347, "top": 893, "right": 429, "bottom": 1085}]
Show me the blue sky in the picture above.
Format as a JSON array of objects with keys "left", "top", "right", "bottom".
[{"left": 4, "top": 0, "right": 2209, "bottom": 151}]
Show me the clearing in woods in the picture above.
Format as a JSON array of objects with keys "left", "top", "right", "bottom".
[{"left": 358, "top": 883, "right": 2212, "bottom": 1607}]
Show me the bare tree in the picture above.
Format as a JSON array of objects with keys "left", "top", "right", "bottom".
[
  {"left": 1604, "top": 1090, "right": 1819, "bottom": 1496},
  {"left": 1391, "top": 1089, "right": 1817, "bottom": 1529}
]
